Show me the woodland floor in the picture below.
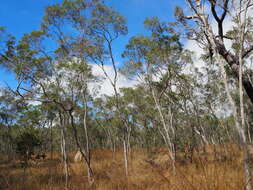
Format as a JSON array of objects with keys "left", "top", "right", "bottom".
[{"left": 0, "top": 145, "right": 249, "bottom": 190}]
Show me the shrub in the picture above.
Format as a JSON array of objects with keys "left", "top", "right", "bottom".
[{"left": 15, "top": 131, "right": 42, "bottom": 160}]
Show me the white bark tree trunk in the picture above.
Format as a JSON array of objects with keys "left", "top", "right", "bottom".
[
  {"left": 151, "top": 87, "right": 176, "bottom": 174},
  {"left": 83, "top": 101, "right": 93, "bottom": 185},
  {"left": 238, "top": 2, "right": 252, "bottom": 188},
  {"left": 220, "top": 59, "right": 252, "bottom": 190},
  {"left": 123, "top": 139, "right": 129, "bottom": 177},
  {"left": 59, "top": 113, "right": 69, "bottom": 190},
  {"left": 184, "top": 1, "right": 253, "bottom": 188}
]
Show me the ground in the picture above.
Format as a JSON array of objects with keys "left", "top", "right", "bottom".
[{"left": 0, "top": 145, "right": 249, "bottom": 190}]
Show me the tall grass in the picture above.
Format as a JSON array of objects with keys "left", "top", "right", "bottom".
[{"left": 0, "top": 144, "right": 248, "bottom": 190}]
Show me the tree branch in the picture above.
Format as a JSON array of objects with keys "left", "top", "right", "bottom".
[{"left": 243, "top": 45, "right": 253, "bottom": 59}]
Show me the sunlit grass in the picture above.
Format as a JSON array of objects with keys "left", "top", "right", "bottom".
[{"left": 0, "top": 144, "right": 248, "bottom": 190}]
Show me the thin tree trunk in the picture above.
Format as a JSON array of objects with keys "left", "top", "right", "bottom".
[
  {"left": 246, "top": 118, "right": 252, "bottom": 143},
  {"left": 123, "top": 138, "right": 129, "bottom": 177},
  {"left": 68, "top": 111, "right": 94, "bottom": 184},
  {"left": 59, "top": 112, "right": 69, "bottom": 190},
  {"left": 220, "top": 59, "right": 252, "bottom": 190},
  {"left": 151, "top": 88, "right": 176, "bottom": 173},
  {"left": 238, "top": 3, "right": 252, "bottom": 188},
  {"left": 83, "top": 101, "right": 93, "bottom": 184},
  {"left": 50, "top": 119, "right": 53, "bottom": 160}
]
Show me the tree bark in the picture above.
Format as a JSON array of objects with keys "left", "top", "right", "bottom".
[
  {"left": 59, "top": 112, "right": 69, "bottom": 190},
  {"left": 68, "top": 110, "right": 94, "bottom": 184},
  {"left": 216, "top": 40, "right": 253, "bottom": 104},
  {"left": 220, "top": 59, "right": 252, "bottom": 190}
]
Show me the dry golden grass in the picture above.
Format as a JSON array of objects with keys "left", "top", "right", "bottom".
[{"left": 0, "top": 144, "right": 249, "bottom": 190}]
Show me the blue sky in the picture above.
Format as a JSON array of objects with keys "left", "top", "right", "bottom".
[{"left": 0, "top": 0, "right": 184, "bottom": 89}]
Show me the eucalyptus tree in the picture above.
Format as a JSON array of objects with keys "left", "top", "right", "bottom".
[
  {"left": 0, "top": 28, "right": 72, "bottom": 188},
  {"left": 122, "top": 17, "right": 193, "bottom": 172},
  {"left": 175, "top": 0, "right": 253, "bottom": 188},
  {"left": 119, "top": 86, "right": 160, "bottom": 151},
  {"left": 39, "top": 102, "right": 58, "bottom": 159},
  {"left": 93, "top": 96, "right": 121, "bottom": 154},
  {"left": 16, "top": 104, "right": 50, "bottom": 151},
  {"left": 93, "top": 92, "right": 132, "bottom": 175},
  {"left": 93, "top": 85, "right": 164, "bottom": 152},
  {"left": 0, "top": 87, "right": 51, "bottom": 161},
  {"left": 175, "top": 0, "right": 253, "bottom": 102},
  {"left": 0, "top": 87, "right": 26, "bottom": 159},
  {"left": 50, "top": 58, "right": 96, "bottom": 184},
  {"left": 41, "top": 0, "right": 131, "bottom": 177},
  {"left": 0, "top": 0, "right": 127, "bottom": 184}
]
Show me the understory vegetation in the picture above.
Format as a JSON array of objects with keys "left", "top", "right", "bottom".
[{"left": 0, "top": 146, "right": 249, "bottom": 190}]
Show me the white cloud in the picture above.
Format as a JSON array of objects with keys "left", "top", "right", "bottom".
[
  {"left": 28, "top": 100, "right": 41, "bottom": 106},
  {"left": 89, "top": 64, "right": 139, "bottom": 96},
  {"left": 185, "top": 40, "right": 205, "bottom": 70},
  {"left": 31, "top": 60, "right": 139, "bottom": 100}
]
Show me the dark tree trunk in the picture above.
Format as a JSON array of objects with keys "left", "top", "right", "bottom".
[{"left": 216, "top": 40, "right": 253, "bottom": 104}]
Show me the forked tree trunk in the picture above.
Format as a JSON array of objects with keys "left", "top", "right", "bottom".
[{"left": 68, "top": 110, "right": 94, "bottom": 185}]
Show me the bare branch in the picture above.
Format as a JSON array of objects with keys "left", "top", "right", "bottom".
[
  {"left": 221, "top": 0, "right": 230, "bottom": 21},
  {"left": 184, "top": 15, "right": 199, "bottom": 19},
  {"left": 243, "top": 45, "right": 253, "bottom": 59}
]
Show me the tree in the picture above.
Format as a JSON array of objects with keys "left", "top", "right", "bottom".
[
  {"left": 15, "top": 131, "right": 42, "bottom": 161},
  {"left": 42, "top": 0, "right": 129, "bottom": 178},
  {"left": 175, "top": 0, "right": 253, "bottom": 189},
  {"left": 0, "top": 0, "right": 127, "bottom": 185},
  {"left": 122, "top": 17, "right": 193, "bottom": 172},
  {"left": 175, "top": 0, "right": 253, "bottom": 103}
]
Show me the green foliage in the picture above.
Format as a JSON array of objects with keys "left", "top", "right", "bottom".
[
  {"left": 0, "top": 0, "right": 250, "bottom": 164},
  {"left": 122, "top": 17, "right": 189, "bottom": 80},
  {"left": 15, "top": 131, "right": 42, "bottom": 156}
]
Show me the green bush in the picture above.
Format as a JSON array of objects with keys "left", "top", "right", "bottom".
[{"left": 15, "top": 131, "right": 42, "bottom": 159}]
